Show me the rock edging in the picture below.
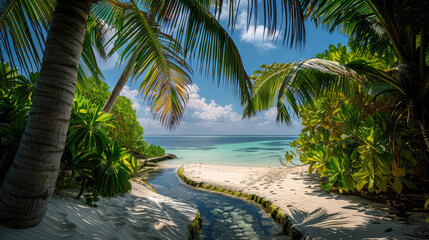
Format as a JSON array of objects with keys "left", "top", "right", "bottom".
[
  {"left": 177, "top": 166, "right": 302, "bottom": 239},
  {"left": 187, "top": 211, "right": 202, "bottom": 240}
]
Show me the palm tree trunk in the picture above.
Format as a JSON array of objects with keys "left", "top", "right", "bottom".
[
  {"left": 0, "top": 0, "right": 91, "bottom": 228},
  {"left": 102, "top": 47, "right": 142, "bottom": 113}
]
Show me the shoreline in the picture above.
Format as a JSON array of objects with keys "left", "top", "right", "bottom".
[
  {"left": 181, "top": 163, "right": 429, "bottom": 240},
  {"left": 0, "top": 178, "right": 199, "bottom": 239}
]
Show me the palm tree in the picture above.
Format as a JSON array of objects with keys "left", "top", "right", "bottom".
[
  {"left": 309, "top": 0, "right": 429, "bottom": 148},
  {"left": 97, "top": 0, "right": 192, "bottom": 130},
  {"left": 244, "top": 0, "right": 429, "bottom": 149},
  {"left": 1, "top": 0, "right": 308, "bottom": 228},
  {"left": 99, "top": 0, "right": 257, "bottom": 129},
  {"left": 0, "top": 0, "right": 92, "bottom": 228}
]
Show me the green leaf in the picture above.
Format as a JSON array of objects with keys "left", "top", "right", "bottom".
[
  {"left": 399, "top": 177, "right": 417, "bottom": 190},
  {"left": 96, "top": 113, "right": 113, "bottom": 122},
  {"left": 356, "top": 178, "right": 368, "bottom": 191},
  {"left": 392, "top": 179, "right": 403, "bottom": 194},
  {"left": 368, "top": 177, "right": 374, "bottom": 192},
  {"left": 374, "top": 175, "right": 387, "bottom": 192}
]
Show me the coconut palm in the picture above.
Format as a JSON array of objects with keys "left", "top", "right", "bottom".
[
  {"left": 1, "top": 0, "right": 308, "bottom": 228},
  {"left": 96, "top": 0, "right": 192, "bottom": 130},
  {"left": 0, "top": 0, "right": 92, "bottom": 228}
]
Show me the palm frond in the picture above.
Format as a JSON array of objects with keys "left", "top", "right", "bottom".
[
  {"left": 243, "top": 63, "right": 294, "bottom": 119},
  {"left": 76, "top": 14, "right": 110, "bottom": 93},
  {"left": 244, "top": 48, "right": 400, "bottom": 125},
  {"left": 310, "top": 0, "right": 429, "bottom": 63},
  {"left": 102, "top": 0, "right": 192, "bottom": 130},
  {"left": 0, "top": 0, "right": 54, "bottom": 74},
  {"left": 141, "top": 0, "right": 253, "bottom": 107}
]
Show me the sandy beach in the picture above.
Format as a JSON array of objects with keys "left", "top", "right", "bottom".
[
  {"left": 181, "top": 163, "right": 429, "bottom": 240},
  {"left": 0, "top": 180, "right": 197, "bottom": 240}
]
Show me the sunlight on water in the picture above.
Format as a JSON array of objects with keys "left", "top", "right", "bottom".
[{"left": 144, "top": 135, "right": 298, "bottom": 167}]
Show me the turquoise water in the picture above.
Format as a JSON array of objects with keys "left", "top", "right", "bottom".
[
  {"left": 144, "top": 135, "right": 298, "bottom": 167},
  {"left": 145, "top": 168, "right": 283, "bottom": 239}
]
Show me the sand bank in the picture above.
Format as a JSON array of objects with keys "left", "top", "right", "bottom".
[
  {"left": 0, "top": 180, "right": 197, "bottom": 240},
  {"left": 181, "top": 163, "right": 429, "bottom": 239}
]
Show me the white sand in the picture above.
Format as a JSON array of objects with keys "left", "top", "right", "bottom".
[
  {"left": 0, "top": 180, "right": 197, "bottom": 240},
  {"left": 182, "top": 163, "right": 429, "bottom": 240}
]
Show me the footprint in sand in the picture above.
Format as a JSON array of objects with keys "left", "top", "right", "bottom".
[{"left": 56, "top": 218, "right": 77, "bottom": 230}]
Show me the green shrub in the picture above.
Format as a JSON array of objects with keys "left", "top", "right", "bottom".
[
  {"left": 94, "top": 142, "right": 132, "bottom": 197},
  {"left": 58, "top": 145, "right": 96, "bottom": 197},
  {"left": 287, "top": 97, "right": 422, "bottom": 194},
  {"left": 68, "top": 95, "right": 112, "bottom": 154},
  {"left": 143, "top": 144, "right": 165, "bottom": 158},
  {"left": 124, "top": 155, "right": 143, "bottom": 177}
]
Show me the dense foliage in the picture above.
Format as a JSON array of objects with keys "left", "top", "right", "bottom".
[
  {"left": 250, "top": 44, "right": 429, "bottom": 200},
  {"left": 0, "top": 64, "right": 164, "bottom": 198},
  {"left": 83, "top": 80, "right": 146, "bottom": 156},
  {"left": 286, "top": 96, "right": 424, "bottom": 194}
]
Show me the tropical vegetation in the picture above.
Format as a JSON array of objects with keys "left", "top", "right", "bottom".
[
  {"left": 0, "top": 0, "right": 259, "bottom": 228},
  {"left": 1, "top": 0, "right": 428, "bottom": 229},
  {"left": 1, "top": 64, "right": 161, "bottom": 202},
  {"left": 248, "top": 43, "right": 427, "bottom": 195},
  {"left": 241, "top": 0, "right": 429, "bottom": 211}
]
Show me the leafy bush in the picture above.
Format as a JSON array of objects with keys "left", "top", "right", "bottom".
[
  {"left": 68, "top": 95, "right": 113, "bottom": 154},
  {"left": 124, "top": 155, "right": 143, "bottom": 178},
  {"left": 93, "top": 142, "right": 132, "bottom": 197},
  {"left": 82, "top": 81, "right": 148, "bottom": 155},
  {"left": 144, "top": 144, "right": 165, "bottom": 158},
  {"left": 287, "top": 97, "right": 423, "bottom": 194},
  {"left": 58, "top": 145, "right": 96, "bottom": 197},
  {"left": 0, "top": 63, "right": 32, "bottom": 185},
  {"left": 1, "top": 63, "right": 162, "bottom": 200}
]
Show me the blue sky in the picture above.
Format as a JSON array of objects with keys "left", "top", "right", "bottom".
[{"left": 98, "top": 10, "right": 349, "bottom": 135}]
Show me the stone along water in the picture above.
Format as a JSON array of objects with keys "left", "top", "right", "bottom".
[{"left": 145, "top": 168, "right": 283, "bottom": 239}]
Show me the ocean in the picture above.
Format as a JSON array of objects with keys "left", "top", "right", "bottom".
[{"left": 144, "top": 135, "right": 298, "bottom": 167}]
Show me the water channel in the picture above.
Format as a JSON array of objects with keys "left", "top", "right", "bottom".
[{"left": 145, "top": 167, "right": 285, "bottom": 240}]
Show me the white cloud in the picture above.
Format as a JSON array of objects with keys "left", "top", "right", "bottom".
[
  {"left": 256, "top": 108, "right": 279, "bottom": 128},
  {"left": 218, "top": 5, "right": 280, "bottom": 50},
  {"left": 128, "top": 84, "right": 242, "bottom": 131},
  {"left": 240, "top": 25, "right": 279, "bottom": 49},
  {"left": 120, "top": 85, "right": 143, "bottom": 111},
  {"left": 137, "top": 117, "right": 163, "bottom": 130},
  {"left": 186, "top": 84, "right": 241, "bottom": 122},
  {"left": 97, "top": 52, "right": 119, "bottom": 71},
  {"left": 122, "top": 84, "right": 302, "bottom": 135},
  {"left": 264, "top": 107, "right": 277, "bottom": 120}
]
